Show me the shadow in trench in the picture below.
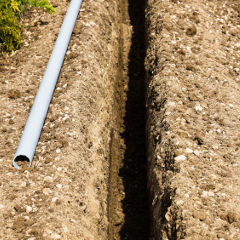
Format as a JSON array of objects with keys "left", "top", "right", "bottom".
[{"left": 119, "top": 0, "right": 150, "bottom": 239}]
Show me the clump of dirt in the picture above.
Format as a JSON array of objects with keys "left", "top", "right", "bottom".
[{"left": 145, "top": 0, "right": 240, "bottom": 239}]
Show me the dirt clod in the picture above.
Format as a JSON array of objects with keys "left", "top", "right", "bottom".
[
  {"left": 227, "top": 212, "right": 238, "bottom": 224},
  {"left": 8, "top": 89, "right": 21, "bottom": 99},
  {"left": 186, "top": 25, "right": 197, "bottom": 36}
]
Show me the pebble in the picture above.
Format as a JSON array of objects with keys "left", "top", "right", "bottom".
[
  {"left": 202, "top": 191, "right": 214, "bottom": 197},
  {"left": 44, "top": 176, "right": 54, "bottom": 183},
  {"left": 56, "top": 184, "right": 62, "bottom": 189},
  {"left": 175, "top": 155, "right": 186, "bottom": 161},
  {"left": 195, "top": 104, "right": 203, "bottom": 111},
  {"left": 8, "top": 89, "right": 21, "bottom": 99},
  {"left": 51, "top": 233, "right": 61, "bottom": 239},
  {"left": 26, "top": 206, "right": 32, "bottom": 213},
  {"left": 193, "top": 150, "right": 200, "bottom": 156},
  {"left": 21, "top": 182, "right": 27, "bottom": 187},
  {"left": 193, "top": 210, "right": 206, "bottom": 221},
  {"left": 43, "top": 188, "right": 52, "bottom": 195},
  {"left": 227, "top": 212, "right": 238, "bottom": 224},
  {"left": 168, "top": 101, "right": 176, "bottom": 107},
  {"left": 56, "top": 149, "right": 61, "bottom": 153},
  {"left": 217, "top": 233, "right": 225, "bottom": 239},
  {"left": 51, "top": 197, "right": 58, "bottom": 203},
  {"left": 186, "top": 148, "right": 193, "bottom": 153}
]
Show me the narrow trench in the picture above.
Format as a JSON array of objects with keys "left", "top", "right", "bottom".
[{"left": 108, "top": 0, "right": 150, "bottom": 239}]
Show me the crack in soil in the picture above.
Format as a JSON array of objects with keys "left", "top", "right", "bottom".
[{"left": 108, "top": 0, "right": 150, "bottom": 239}]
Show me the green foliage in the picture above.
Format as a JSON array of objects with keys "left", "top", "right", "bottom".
[
  {"left": 0, "top": 0, "right": 21, "bottom": 51},
  {"left": 18, "top": 0, "right": 56, "bottom": 13},
  {"left": 0, "top": 0, "right": 55, "bottom": 52}
]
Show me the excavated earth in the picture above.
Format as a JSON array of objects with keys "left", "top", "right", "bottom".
[
  {"left": 146, "top": 0, "right": 240, "bottom": 239},
  {"left": 0, "top": 0, "right": 240, "bottom": 239}
]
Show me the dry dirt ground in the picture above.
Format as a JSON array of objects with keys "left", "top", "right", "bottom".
[
  {"left": 0, "top": 0, "right": 240, "bottom": 239},
  {"left": 146, "top": 0, "right": 240, "bottom": 239},
  {"left": 0, "top": 0, "right": 123, "bottom": 239}
]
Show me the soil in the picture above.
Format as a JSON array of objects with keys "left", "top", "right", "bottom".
[
  {"left": 145, "top": 0, "right": 240, "bottom": 239},
  {"left": 0, "top": 0, "right": 123, "bottom": 239},
  {"left": 0, "top": 0, "right": 240, "bottom": 239}
]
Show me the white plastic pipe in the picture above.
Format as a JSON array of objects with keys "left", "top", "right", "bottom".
[{"left": 13, "top": 0, "right": 83, "bottom": 169}]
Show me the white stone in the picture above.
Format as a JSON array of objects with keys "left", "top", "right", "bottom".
[
  {"left": 43, "top": 188, "right": 52, "bottom": 195},
  {"left": 168, "top": 101, "right": 176, "bottom": 107},
  {"left": 63, "top": 114, "right": 70, "bottom": 121},
  {"left": 51, "top": 233, "right": 61, "bottom": 239},
  {"left": 56, "top": 184, "right": 62, "bottom": 189},
  {"left": 186, "top": 148, "right": 193, "bottom": 153},
  {"left": 174, "top": 155, "right": 186, "bottom": 161},
  {"left": 21, "top": 182, "right": 27, "bottom": 187},
  {"left": 193, "top": 150, "right": 200, "bottom": 156},
  {"left": 44, "top": 176, "right": 54, "bottom": 183},
  {"left": 56, "top": 149, "right": 61, "bottom": 153},
  {"left": 26, "top": 206, "right": 32, "bottom": 213},
  {"left": 51, "top": 197, "right": 58, "bottom": 203},
  {"left": 165, "top": 111, "right": 171, "bottom": 116},
  {"left": 176, "top": 200, "right": 184, "bottom": 205},
  {"left": 195, "top": 104, "right": 203, "bottom": 111},
  {"left": 202, "top": 191, "right": 214, "bottom": 197}
]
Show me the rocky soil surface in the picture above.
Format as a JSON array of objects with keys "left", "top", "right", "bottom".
[
  {"left": 145, "top": 0, "right": 240, "bottom": 239},
  {"left": 1, "top": 0, "right": 240, "bottom": 239},
  {"left": 0, "top": 0, "right": 123, "bottom": 239}
]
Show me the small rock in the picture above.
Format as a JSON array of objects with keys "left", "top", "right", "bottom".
[
  {"left": 43, "top": 188, "right": 52, "bottom": 195},
  {"left": 44, "top": 176, "right": 54, "bottom": 183},
  {"left": 26, "top": 206, "right": 32, "bottom": 213},
  {"left": 174, "top": 155, "right": 186, "bottom": 161},
  {"left": 188, "top": 93, "right": 198, "bottom": 101},
  {"left": 51, "top": 233, "right": 61, "bottom": 239},
  {"left": 193, "top": 150, "right": 200, "bottom": 156},
  {"left": 186, "top": 148, "right": 193, "bottom": 153},
  {"left": 195, "top": 104, "right": 203, "bottom": 111},
  {"left": 9, "top": 119, "right": 14, "bottom": 125},
  {"left": 227, "top": 212, "right": 238, "bottom": 224},
  {"left": 8, "top": 89, "right": 21, "bottom": 99},
  {"left": 14, "top": 204, "right": 25, "bottom": 213},
  {"left": 56, "top": 148, "right": 61, "bottom": 153},
  {"left": 193, "top": 210, "right": 206, "bottom": 221},
  {"left": 21, "top": 182, "right": 27, "bottom": 187},
  {"left": 186, "top": 25, "right": 197, "bottom": 36},
  {"left": 56, "top": 184, "right": 62, "bottom": 189},
  {"left": 51, "top": 197, "right": 58, "bottom": 203},
  {"left": 165, "top": 212, "right": 171, "bottom": 222},
  {"left": 217, "top": 233, "right": 225, "bottom": 239},
  {"left": 202, "top": 191, "right": 214, "bottom": 197}
]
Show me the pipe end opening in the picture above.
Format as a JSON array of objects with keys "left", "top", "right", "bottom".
[{"left": 13, "top": 155, "right": 31, "bottom": 170}]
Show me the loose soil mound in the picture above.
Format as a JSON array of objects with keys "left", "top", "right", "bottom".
[
  {"left": 145, "top": 0, "right": 240, "bottom": 239},
  {"left": 0, "top": 0, "right": 122, "bottom": 239}
]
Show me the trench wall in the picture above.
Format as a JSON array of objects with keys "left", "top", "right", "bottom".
[
  {"left": 145, "top": 0, "right": 240, "bottom": 239},
  {"left": 0, "top": 0, "right": 122, "bottom": 239}
]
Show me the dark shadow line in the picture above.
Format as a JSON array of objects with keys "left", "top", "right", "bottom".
[{"left": 119, "top": 0, "right": 150, "bottom": 239}]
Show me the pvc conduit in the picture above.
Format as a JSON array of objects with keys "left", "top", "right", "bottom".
[{"left": 13, "top": 0, "right": 83, "bottom": 169}]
